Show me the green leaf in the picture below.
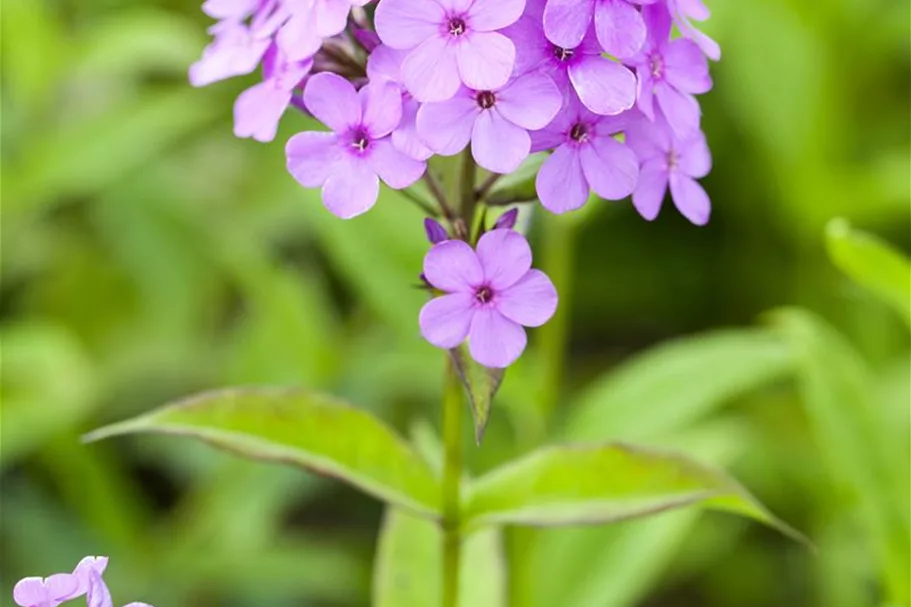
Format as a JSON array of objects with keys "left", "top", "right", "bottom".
[
  {"left": 463, "top": 443, "right": 804, "bottom": 543},
  {"left": 771, "top": 309, "right": 909, "bottom": 603},
  {"left": 825, "top": 218, "right": 911, "bottom": 326},
  {"left": 84, "top": 388, "right": 442, "bottom": 517},
  {"left": 486, "top": 154, "right": 544, "bottom": 205},
  {"left": 564, "top": 329, "right": 793, "bottom": 442},
  {"left": 449, "top": 345, "right": 505, "bottom": 444},
  {"left": 373, "top": 509, "right": 507, "bottom": 607}
]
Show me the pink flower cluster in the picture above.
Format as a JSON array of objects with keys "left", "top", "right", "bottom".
[{"left": 191, "top": 0, "right": 719, "bottom": 366}]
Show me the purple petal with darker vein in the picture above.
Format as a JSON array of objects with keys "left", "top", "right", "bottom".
[
  {"left": 367, "top": 139, "right": 427, "bottom": 188},
  {"left": 542, "top": 0, "right": 594, "bottom": 49},
  {"left": 669, "top": 172, "right": 711, "bottom": 225},
  {"left": 579, "top": 136, "right": 639, "bottom": 200},
  {"left": 468, "top": 307, "right": 527, "bottom": 368},
  {"left": 286, "top": 132, "right": 341, "bottom": 188},
  {"left": 456, "top": 32, "right": 515, "bottom": 92},
  {"left": 496, "top": 73, "right": 563, "bottom": 130},
  {"left": 593, "top": 0, "right": 645, "bottom": 58},
  {"left": 322, "top": 158, "right": 380, "bottom": 219},
  {"left": 374, "top": 0, "right": 445, "bottom": 49},
  {"left": 471, "top": 111, "right": 530, "bottom": 174},
  {"left": 632, "top": 160, "right": 668, "bottom": 220},
  {"left": 475, "top": 229, "right": 532, "bottom": 289},
  {"left": 304, "top": 73, "right": 362, "bottom": 132},
  {"left": 424, "top": 240, "right": 484, "bottom": 292},
  {"left": 569, "top": 55, "right": 636, "bottom": 116},
  {"left": 468, "top": 0, "right": 526, "bottom": 31},
  {"left": 536, "top": 144, "right": 589, "bottom": 213},
  {"left": 419, "top": 293, "right": 476, "bottom": 348},
  {"left": 403, "top": 37, "right": 461, "bottom": 102},
  {"left": 416, "top": 93, "right": 479, "bottom": 155},
  {"left": 360, "top": 81, "right": 403, "bottom": 138},
  {"left": 496, "top": 269, "right": 558, "bottom": 327}
]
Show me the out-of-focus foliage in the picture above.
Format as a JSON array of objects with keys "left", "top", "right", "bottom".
[{"left": 1, "top": 1, "right": 908, "bottom": 607}]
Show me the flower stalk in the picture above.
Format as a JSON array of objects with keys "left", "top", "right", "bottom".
[{"left": 441, "top": 356, "right": 463, "bottom": 607}]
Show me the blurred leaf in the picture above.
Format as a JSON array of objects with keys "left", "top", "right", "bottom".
[
  {"left": 463, "top": 443, "right": 803, "bottom": 543},
  {"left": 0, "top": 323, "right": 98, "bottom": 463},
  {"left": 373, "top": 509, "right": 506, "bottom": 607},
  {"left": 564, "top": 329, "right": 793, "bottom": 442},
  {"left": 0, "top": 0, "right": 68, "bottom": 110},
  {"left": 772, "top": 309, "right": 909, "bottom": 603},
  {"left": 486, "top": 154, "right": 544, "bottom": 205},
  {"left": 826, "top": 218, "right": 911, "bottom": 327},
  {"left": 449, "top": 345, "right": 505, "bottom": 444},
  {"left": 85, "top": 388, "right": 442, "bottom": 517}
]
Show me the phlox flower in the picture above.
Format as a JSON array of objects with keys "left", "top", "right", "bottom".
[
  {"left": 13, "top": 556, "right": 108, "bottom": 607},
  {"left": 669, "top": 0, "right": 720, "bottom": 61},
  {"left": 278, "top": 0, "right": 368, "bottom": 61},
  {"left": 420, "top": 229, "right": 557, "bottom": 368},
  {"left": 366, "top": 45, "right": 434, "bottom": 160},
  {"left": 504, "top": 0, "right": 635, "bottom": 117},
  {"left": 542, "top": 0, "right": 654, "bottom": 60},
  {"left": 629, "top": 2, "right": 712, "bottom": 137},
  {"left": 374, "top": 0, "right": 524, "bottom": 102},
  {"left": 233, "top": 44, "right": 312, "bottom": 142},
  {"left": 415, "top": 72, "right": 562, "bottom": 174},
  {"left": 286, "top": 73, "right": 427, "bottom": 218},
  {"left": 625, "top": 110, "right": 712, "bottom": 225},
  {"left": 532, "top": 96, "right": 638, "bottom": 213}
]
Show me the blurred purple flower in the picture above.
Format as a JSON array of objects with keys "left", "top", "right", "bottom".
[
  {"left": 504, "top": 0, "right": 635, "bottom": 116},
  {"left": 374, "top": 0, "right": 524, "bottom": 102},
  {"left": 86, "top": 569, "right": 153, "bottom": 607},
  {"left": 189, "top": 20, "right": 272, "bottom": 86},
  {"left": 234, "top": 45, "right": 312, "bottom": 142},
  {"left": 416, "top": 72, "right": 562, "bottom": 174},
  {"left": 286, "top": 73, "right": 426, "bottom": 218},
  {"left": 542, "top": 0, "right": 654, "bottom": 59},
  {"left": 532, "top": 96, "right": 638, "bottom": 213},
  {"left": 630, "top": 2, "right": 712, "bottom": 137},
  {"left": 420, "top": 229, "right": 557, "bottom": 368},
  {"left": 626, "top": 110, "right": 712, "bottom": 224},
  {"left": 13, "top": 575, "right": 79, "bottom": 607},
  {"left": 669, "top": 0, "right": 720, "bottom": 61}
]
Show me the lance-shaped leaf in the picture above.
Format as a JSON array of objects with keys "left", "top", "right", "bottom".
[
  {"left": 84, "top": 388, "right": 442, "bottom": 517},
  {"left": 462, "top": 443, "right": 805, "bottom": 543},
  {"left": 449, "top": 345, "right": 504, "bottom": 444},
  {"left": 825, "top": 218, "right": 911, "bottom": 327}
]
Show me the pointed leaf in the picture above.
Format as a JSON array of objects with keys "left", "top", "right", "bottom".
[
  {"left": 373, "top": 509, "right": 507, "bottom": 607},
  {"left": 84, "top": 388, "right": 442, "bottom": 517},
  {"left": 449, "top": 345, "right": 505, "bottom": 444},
  {"left": 463, "top": 443, "right": 805, "bottom": 544},
  {"left": 826, "top": 218, "right": 911, "bottom": 327}
]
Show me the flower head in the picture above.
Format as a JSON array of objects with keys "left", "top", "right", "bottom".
[
  {"left": 374, "top": 0, "right": 524, "bottom": 102},
  {"left": 532, "top": 96, "right": 639, "bottom": 212},
  {"left": 630, "top": 2, "right": 712, "bottom": 137},
  {"left": 286, "top": 73, "right": 427, "bottom": 218},
  {"left": 416, "top": 72, "right": 562, "bottom": 174},
  {"left": 543, "top": 0, "right": 652, "bottom": 59},
  {"left": 420, "top": 229, "right": 557, "bottom": 368},
  {"left": 626, "top": 110, "right": 712, "bottom": 224}
]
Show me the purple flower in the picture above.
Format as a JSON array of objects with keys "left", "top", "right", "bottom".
[
  {"left": 626, "top": 110, "right": 711, "bottom": 224},
  {"left": 542, "top": 0, "right": 652, "bottom": 59},
  {"left": 504, "top": 0, "right": 635, "bottom": 116},
  {"left": 86, "top": 569, "right": 153, "bottom": 607},
  {"left": 278, "top": 0, "right": 368, "bottom": 61},
  {"left": 669, "top": 0, "right": 720, "bottom": 61},
  {"left": 189, "top": 20, "right": 272, "bottom": 86},
  {"left": 374, "top": 0, "right": 524, "bottom": 102},
  {"left": 13, "top": 556, "right": 109, "bottom": 607},
  {"left": 286, "top": 73, "right": 427, "bottom": 218},
  {"left": 366, "top": 45, "right": 434, "bottom": 160},
  {"left": 419, "top": 229, "right": 557, "bottom": 368},
  {"left": 415, "top": 72, "right": 562, "bottom": 174},
  {"left": 234, "top": 45, "right": 312, "bottom": 142},
  {"left": 629, "top": 3, "right": 712, "bottom": 137},
  {"left": 532, "top": 96, "right": 638, "bottom": 213}
]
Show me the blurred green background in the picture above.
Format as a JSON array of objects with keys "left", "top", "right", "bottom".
[{"left": 1, "top": 0, "right": 909, "bottom": 606}]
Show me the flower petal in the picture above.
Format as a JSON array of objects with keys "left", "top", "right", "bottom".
[
  {"left": 286, "top": 131, "right": 341, "bottom": 187},
  {"left": 472, "top": 110, "right": 530, "bottom": 174},
  {"left": 624, "top": 112, "right": 670, "bottom": 161},
  {"left": 424, "top": 240, "right": 484, "bottom": 292},
  {"left": 476, "top": 228, "right": 532, "bottom": 290},
  {"left": 593, "top": 0, "right": 645, "bottom": 58},
  {"left": 87, "top": 570, "right": 113, "bottom": 607},
  {"left": 468, "top": 307, "right": 527, "bottom": 368},
  {"left": 403, "top": 37, "right": 462, "bottom": 102},
  {"left": 233, "top": 82, "right": 291, "bottom": 142},
  {"left": 419, "top": 293, "right": 475, "bottom": 348},
  {"left": 314, "top": 0, "right": 351, "bottom": 37},
  {"left": 322, "top": 157, "right": 380, "bottom": 218},
  {"left": 277, "top": 14, "right": 324, "bottom": 62},
  {"left": 678, "top": 131, "right": 712, "bottom": 178},
  {"left": 367, "top": 138, "right": 427, "bottom": 188},
  {"left": 303, "top": 72, "right": 361, "bottom": 132},
  {"left": 496, "top": 269, "right": 557, "bottom": 327},
  {"left": 392, "top": 98, "right": 434, "bottom": 160},
  {"left": 663, "top": 39, "right": 712, "bottom": 94},
  {"left": 542, "top": 0, "right": 593, "bottom": 49},
  {"left": 468, "top": 0, "right": 526, "bottom": 31},
  {"left": 568, "top": 55, "right": 636, "bottom": 116},
  {"left": 375, "top": 0, "right": 445, "bottom": 49},
  {"left": 631, "top": 159, "right": 668, "bottom": 220},
  {"left": 73, "top": 557, "right": 109, "bottom": 596},
  {"left": 496, "top": 72, "right": 562, "bottom": 130},
  {"left": 415, "top": 91, "right": 478, "bottom": 155},
  {"left": 669, "top": 172, "right": 710, "bottom": 225},
  {"left": 536, "top": 144, "right": 589, "bottom": 213},
  {"left": 360, "top": 81, "right": 403, "bottom": 138},
  {"left": 654, "top": 81, "right": 701, "bottom": 137},
  {"left": 579, "top": 136, "right": 639, "bottom": 200},
  {"left": 456, "top": 32, "right": 515, "bottom": 92}
]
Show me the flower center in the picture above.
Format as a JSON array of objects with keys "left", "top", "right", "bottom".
[
  {"left": 476, "top": 91, "right": 496, "bottom": 109},
  {"left": 350, "top": 128, "right": 370, "bottom": 152},
  {"left": 649, "top": 53, "right": 664, "bottom": 78},
  {"left": 667, "top": 149, "right": 679, "bottom": 170},
  {"left": 552, "top": 46, "right": 575, "bottom": 62},
  {"left": 475, "top": 285, "right": 493, "bottom": 304},
  {"left": 569, "top": 122, "right": 589, "bottom": 142},
  {"left": 448, "top": 17, "right": 466, "bottom": 36}
]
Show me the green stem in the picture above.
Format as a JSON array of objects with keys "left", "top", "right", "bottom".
[{"left": 441, "top": 357, "right": 463, "bottom": 607}]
